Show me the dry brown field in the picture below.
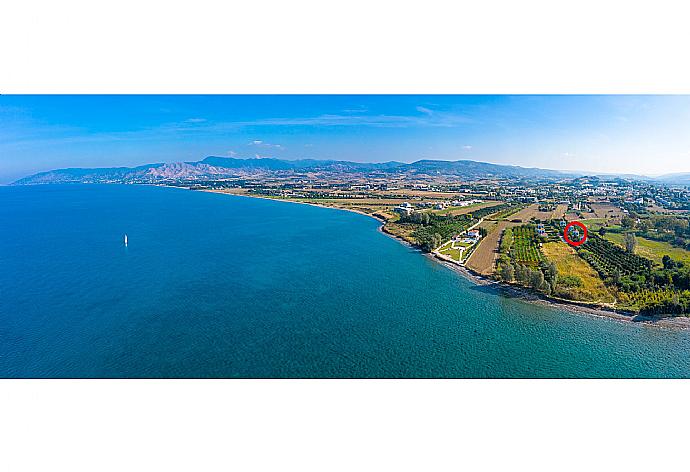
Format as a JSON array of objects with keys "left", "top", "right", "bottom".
[
  {"left": 550, "top": 204, "right": 568, "bottom": 220},
  {"left": 589, "top": 203, "right": 624, "bottom": 222}
]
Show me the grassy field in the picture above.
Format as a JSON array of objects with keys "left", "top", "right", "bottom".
[
  {"left": 434, "top": 201, "right": 502, "bottom": 216},
  {"left": 541, "top": 242, "right": 615, "bottom": 303},
  {"left": 438, "top": 241, "right": 462, "bottom": 261},
  {"left": 381, "top": 223, "right": 417, "bottom": 244},
  {"left": 604, "top": 232, "right": 690, "bottom": 267},
  {"left": 574, "top": 218, "right": 608, "bottom": 231}
]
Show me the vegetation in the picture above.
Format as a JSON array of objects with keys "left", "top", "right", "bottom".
[
  {"left": 577, "top": 235, "right": 652, "bottom": 279},
  {"left": 499, "top": 228, "right": 513, "bottom": 254},
  {"left": 572, "top": 232, "right": 690, "bottom": 314},
  {"left": 487, "top": 204, "right": 528, "bottom": 221},
  {"left": 624, "top": 232, "right": 637, "bottom": 253},
  {"left": 399, "top": 202, "right": 690, "bottom": 316},
  {"left": 618, "top": 288, "right": 690, "bottom": 315},
  {"left": 437, "top": 241, "right": 462, "bottom": 261},
  {"left": 496, "top": 225, "right": 555, "bottom": 295},
  {"left": 604, "top": 232, "right": 690, "bottom": 267},
  {"left": 541, "top": 242, "right": 615, "bottom": 303},
  {"left": 509, "top": 225, "right": 545, "bottom": 266},
  {"left": 397, "top": 204, "right": 508, "bottom": 251},
  {"left": 618, "top": 214, "right": 690, "bottom": 251}
]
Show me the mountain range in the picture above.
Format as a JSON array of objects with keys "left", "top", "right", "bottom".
[
  {"left": 11, "top": 156, "right": 689, "bottom": 185},
  {"left": 13, "top": 156, "right": 577, "bottom": 185}
]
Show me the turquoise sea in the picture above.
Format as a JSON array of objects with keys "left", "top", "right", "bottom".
[{"left": 1, "top": 184, "right": 689, "bottom": 377}]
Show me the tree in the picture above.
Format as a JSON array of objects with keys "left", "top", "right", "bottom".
[
  {"left": 624, "top": 232, "right": 637, "bottom": 254},
  {"left": 541, "top": 280, "right": 552, "bottom": 295},
  {"left": 515, "top": 264, "right": 529, "bottom": 284},
  {"left": 545, "top": 261, "right": 558, "bottom": 286},
  {"left": 498, "top": 263, "right": 515, "bottom": 282},
  {"left": 662, "top": 255, "right": 677, "bottom": 270},
  {"left": 431, "top": 233, "right": 442, "bottom": 250},
  {"left": 598, "top": 227, "right": 607, "bottom": 236},
  {"left": 499, "top": 228, "right": 514, "bottom": 253},
  {"left": 673, "top": 219, "right": 689, "bottom": 237},
  {"left": 529, "top": 269, "right": 545, "bottom": 290},
  {"left": 622, "top": 216, "right": 635, "bottom": 230},
  {"left": 637, "top": 219, "right": 651, "bottom": 232}
]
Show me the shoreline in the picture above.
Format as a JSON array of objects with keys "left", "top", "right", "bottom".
[
  {"left": 202, "top": 188, "right": 690, "bottom": 330},
  {"left": 201, "top": 188, "right": 388, "bottom": 223}
]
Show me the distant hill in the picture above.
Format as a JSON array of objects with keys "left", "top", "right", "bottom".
[
  {"left": 13, "top": 156, "right": 589, "bottom": 185},
  {"left": 12, "top": 163, "right": 164, "bottom": 185},
  {"left": 655, "top": 172, "right": 690, "bottom": 186},
  {"left": 199, "top": 156, "right": 405, "bottom": 171},
  {"left": 398, "top": 159, "right": 568, "bottom": 178}
]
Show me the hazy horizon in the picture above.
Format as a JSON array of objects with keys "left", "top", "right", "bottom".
[{"left": 3, "top": 95, "right": 690, "bottom": 183}]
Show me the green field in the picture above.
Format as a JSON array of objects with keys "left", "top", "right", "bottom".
[
  {"left": 604, "top": 233, "right": 690, "bottom": 267},
  {"left": 510, "top": 225, "right": 545, "bottom": 266},
  {"left": 575, "top": 218, "right": 608, "bottom": 231},
  {"left": 438, "top": 241, "right": 462, "bottom": 261}
]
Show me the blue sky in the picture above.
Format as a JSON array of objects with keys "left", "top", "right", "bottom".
[{"left": 1, "top": 95, "right": 689, "bottom": 183}]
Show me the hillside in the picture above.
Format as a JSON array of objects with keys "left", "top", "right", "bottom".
[{"left": 13, "top": 156, "right": 576, "bottom": 185}]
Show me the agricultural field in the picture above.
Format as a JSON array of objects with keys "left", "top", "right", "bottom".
[
  {"left": 575, "top": 218, "right": 608, "bottom": 232},
  {"left": 550, "top": 204, "right": 568, "bottom": 220},
  {"left": 466, "top": 221, "right": 509, "bottom": 275},
  {"left": 434, "top": 201, "right": 503, "bottom": 216},
  {"left": 541, "top": 242, "right": 615, "bottom": 303},
  {"left": 604, "top": 232, "right": 690, "bottom": 267},
  {"left": 467, "top": 205, "right": 542, "bottom": 275},
  {"left": 508, "top": 203, "right": 543, "bottom": 222},
  {"left": 577, "top": 235, "right": 652, "bottom": 278},
  {"left": 589, "top": 203, "right": 625, "bottom": 222},
  {"left": 373, "top": 189, "right": 462, "bottom": 199},
  {"left": 486, "top": 204, "right": 528, "bottom": 221},
  {"left": 510, "top": 225, "right": 545, "bottom": 266},
  {"left": 478, "top": 220, "right": 498, "bottom": 234},
  {"left": 530, "top": 207, "right": 556, "bottom": 221},
  {"left": 564, "top": 211, "right": 588, "bottom": 222},
  {"left": 617, "top": 288, "right": 690, "bottom": 313}
]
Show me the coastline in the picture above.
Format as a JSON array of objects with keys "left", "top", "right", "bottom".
[
  {"left": 201, "top": 188, "right": 388, "bottom": 223},
  {"left": 202, "top": 188, "right": 690, "bottom": 330}
]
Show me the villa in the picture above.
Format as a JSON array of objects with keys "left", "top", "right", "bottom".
[{"left": 394, "top": 202, "right": 414, "bottom": 216}]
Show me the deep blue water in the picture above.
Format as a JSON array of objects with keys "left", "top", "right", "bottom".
[{"left": 1, "top": 184, "right": 689, "bottom": 377}]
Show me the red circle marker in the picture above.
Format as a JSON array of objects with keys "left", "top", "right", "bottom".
[{"left": 564, "top": 221, "right": 588, "bottom": 246}]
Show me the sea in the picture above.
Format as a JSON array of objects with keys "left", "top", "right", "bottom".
[{"left": 1, "top": 184, "right": 689, "bottom": 377}]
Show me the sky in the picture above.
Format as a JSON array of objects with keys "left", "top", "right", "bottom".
[{"left": 1, "top": 95, "right": 690, "bottom": 183}]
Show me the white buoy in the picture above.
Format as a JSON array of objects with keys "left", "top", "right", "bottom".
[{"left": 124, "top": 234, "right": 128, "bottom": 246}]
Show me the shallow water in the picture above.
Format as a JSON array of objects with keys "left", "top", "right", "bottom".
[{"left": 1, "top": 184, "right": 689, "bottom": 377}]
